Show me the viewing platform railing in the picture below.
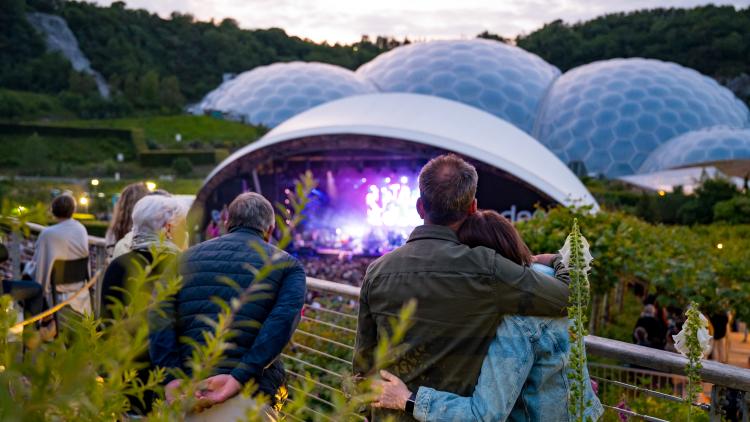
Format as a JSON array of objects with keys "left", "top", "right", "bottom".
[
  {"left": 5, "top": 224, "right": 750, "bottom": 421},
  {"left": 296, "top": 277, "right": 750, "bottom": 422}
]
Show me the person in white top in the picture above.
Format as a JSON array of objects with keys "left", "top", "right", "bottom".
[
  {"left": 106, "top": 182, "right": 149, "bottom": 259},
  {"left": 25, "top": 193, "right": 91, "bottom": 314}
]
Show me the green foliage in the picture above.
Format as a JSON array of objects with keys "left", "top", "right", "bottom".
[
  {"left": 714, "top": 194, "right": 750, "bottom": 224},
  {"left": 172, "top": 157, "right": 193, "bottom": 176},
  {"left": 0, "top": 89, "right": 74, "bottom": 120},
  {"left": 81, "top": 219, "right": 109, "bottom": 237},
  {"left": 0, "top": 0, "right": 72, "bottom": 95},
  {"left": 517, "top": 206, "right": 750, "bottom": 320},
  {"left": 0, "top": 115, "right": 263, "bottom": 176},
  {"left": 682, "top": 303, "right": 704, "bottom": 421},
  {"left": 517, "top": 5, "right": 750, "bottom": 80},
  {"left": 0, "top": 199, "right": 47, "bottom": 237},
  {"left": 63, "top": 115, "right": 266, "bottom": 149},
  {"left": 2, "top": 0, "right": 399, "bottom": 117},
  {"left": 0, "top": 132, "right": 134, "bottom": 176},
  {"left": 0, "top": 247, "right": 181, "bottom": 420},
  {"left": 58, "top": 1, "right": 390, "bottom": 101},
  {"left": 565, "top": 219, "right": 593, "bottom": 421},
  {"left": 587, "top": 177, "right": 747, "bottom": 226},
  {"left": 676, "top": 178, "right": 739, "bottom": 224}
]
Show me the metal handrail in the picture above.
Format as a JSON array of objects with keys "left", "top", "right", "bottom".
[
  {"left": 9, "top": 224, "right": 750, "bottom": 418},
  {"left": 24, "top": 221, "right": 106, "bottom": 247},
  {"left": 305, "top": 277, "right": 750, "bottom": 393}
]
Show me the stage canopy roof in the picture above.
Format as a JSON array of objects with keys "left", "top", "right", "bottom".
[{"left": 199, "top": 92, "right": 598, "bottom": 211}]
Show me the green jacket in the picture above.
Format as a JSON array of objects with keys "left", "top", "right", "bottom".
[{"left": 353, "top": 225, "right": 570, "bottom": 421}]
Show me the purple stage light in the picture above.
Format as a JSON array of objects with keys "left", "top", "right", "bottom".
[{"left": 296, "top": 167, "right": 422, "bottom": 256}]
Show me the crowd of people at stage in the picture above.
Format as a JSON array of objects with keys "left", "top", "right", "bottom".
[{"left": 299, "top": 254, "right": 371, "bottom": 286}]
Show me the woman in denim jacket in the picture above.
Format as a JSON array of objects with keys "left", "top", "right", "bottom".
[{"left": 373, "top": 210, "right": 603, "bottom": 421}]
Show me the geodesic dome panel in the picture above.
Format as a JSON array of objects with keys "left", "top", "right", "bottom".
[
  {"left": 357, "top": 39, "right": 560, "bottom": 134},
  {"left": 535, "top": 58, "right": 750, "bottom": 177},
  {"left": 639, "top": 126, "right": 750, "bottom": 173},
  {"left": 195, "top": 62, "right": 377, "bottom": 128}
]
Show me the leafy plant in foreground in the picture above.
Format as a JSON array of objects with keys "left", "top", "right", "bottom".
[
  {"left": 673, "top": 302, "right": 711, "bottom": 422},
  {"left": 562, "top": 219, "right": 594, "bottom": 421}
]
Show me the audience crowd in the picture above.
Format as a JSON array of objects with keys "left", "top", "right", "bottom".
[{"left": 300, "top": 254, "right": 371, "bottom": 286}]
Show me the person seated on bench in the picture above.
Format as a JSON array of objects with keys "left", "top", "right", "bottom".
[
  {"left": 0, "top": 243, "right": 43, "bottom": 315},
  {"left": 24, "top": 193, "right": 90, "bottom": 314}
]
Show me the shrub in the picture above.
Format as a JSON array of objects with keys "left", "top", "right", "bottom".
[
  {"left": 172, "top": 157, "right": 193, "bottom": 176},
  {"left": 714, "top": 195, "right": 750, "bottom": 224}
]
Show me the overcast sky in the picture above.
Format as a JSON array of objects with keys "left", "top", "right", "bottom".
[{"left": 91, "top": 0, "right": 750, "bottom": 43}]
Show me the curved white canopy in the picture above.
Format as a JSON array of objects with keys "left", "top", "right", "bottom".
[{"left": 205, "top": 93, "right": 598, "bottom": 209}]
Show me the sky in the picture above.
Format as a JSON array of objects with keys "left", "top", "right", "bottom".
[{"left": 91, "top": 0, "right": 750, "bottom": 44}]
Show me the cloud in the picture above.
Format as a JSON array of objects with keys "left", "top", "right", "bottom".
[{"left": 90, "top": 0, "right": 750, "bottom": 43}]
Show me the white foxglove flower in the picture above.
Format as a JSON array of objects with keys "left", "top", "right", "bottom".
[
  {"left": 673, "top": 312, "right": 712, "bottom": 358},
  {"left": 559, "top": 233, "right": 594, "bottom": 272}
]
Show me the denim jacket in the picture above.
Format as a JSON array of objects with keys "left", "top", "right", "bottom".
[
  {"left": 355, "top": 225, "right": 571, "bottom": 421},
  {"left": 413, "top": 316, "right": 604, "bottom": 422}
]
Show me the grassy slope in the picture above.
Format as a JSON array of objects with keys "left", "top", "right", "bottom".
[
  {"left": 61, "top": 115, "right": 266, "bottom": 149},
  {"left": 0, "top": 114, "right": 264, "bottom": 177},
  {"left": 0, "top": 133, "right": 136, "bottom": 176},
  {"left": 0, "top": 89, "right": 76, "bottom": 121}
]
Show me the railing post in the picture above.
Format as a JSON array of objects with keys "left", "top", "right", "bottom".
[
  {"left": 9, "top": 230, "right": 22, "bottom": 278},
  {"left": 710, "top": 385, "right": 726, "bottom": 421}
]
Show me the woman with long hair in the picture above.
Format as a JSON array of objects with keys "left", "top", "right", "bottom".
[
  {"left": 105, "top": 182, "right": 149, "bottom": 258},
  {"left": 373, "top": 210, "right": 603, "bottom": 421}
]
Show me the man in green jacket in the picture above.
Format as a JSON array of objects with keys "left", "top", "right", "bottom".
[{"left": 353, "top": 154, "right": 570, "bottom": 421}]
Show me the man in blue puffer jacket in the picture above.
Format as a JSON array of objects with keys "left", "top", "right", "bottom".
[{"left": 149, "top": 192, "right": 307, "bottom": 415}]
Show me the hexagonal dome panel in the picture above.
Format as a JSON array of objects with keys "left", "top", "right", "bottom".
[
  {"left": 195, "top": 62, "right": 377, "bottom": 128},
  {"left": 639, "top": 126, "right": 750, "bottom": 173},
  {"left": 357, "top": 39, "right": 560, "bottom": 134},
  {"left": 535, "top": 58, "right": 750, "bottom": 177}
]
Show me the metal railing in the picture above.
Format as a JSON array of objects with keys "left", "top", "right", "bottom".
[
  {"left": 290, "top": 277, "right": 750, "bottom": 422},
  {"left": 3, "top": 222, "right": 109, "bottom": 316},
  {"left": 6, "top": 224, "right": 750, "bottom": 420}
]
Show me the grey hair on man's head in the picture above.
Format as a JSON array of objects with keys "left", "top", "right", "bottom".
[
  {"left": 226, "top": 192, "right": 275, "bottom": 233},
  {"left": 418, "top": 154, "right": 478, "bottom": 225},
  {"left": 131, "top": 195, "right": 188, "bottom": 237}
]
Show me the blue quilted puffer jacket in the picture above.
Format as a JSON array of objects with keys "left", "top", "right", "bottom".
[{"left": 149, "top": 227, "right": 307, "bottom": 397}]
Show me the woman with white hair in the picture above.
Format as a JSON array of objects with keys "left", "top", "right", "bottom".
[
  {"left": 101, "top": 194, "right": 188, "bottom": 318},
  {"left": 99, "top": 194, "right": 188, "bottom": 415}
]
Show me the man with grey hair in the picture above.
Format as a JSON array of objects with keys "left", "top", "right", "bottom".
[
  {"left": 149, "top": 192, "right": 306, "bottom": 418},
  {"left": 354, "top": 154, "right": 571, "bottom": 421}
]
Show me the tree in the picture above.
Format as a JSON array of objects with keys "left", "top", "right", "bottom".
[
  {"left": 714, "top": 195, "right": 750, "bottom": 224},
  {"left": 476, "top": 30, "right": 509, "bottom": 43},
  {"left": 68, "top": 71, "right": 97, "bottom": 96},
  {"left": 171, "top": 157, "right": 193, "bottom": 176},
  {"left": 677, "top": 178, "right": 738, "bottom": 224},
  {"left": 159, "top": 75, "right": 184, "bottom": 111},
  {"left": 139, "top": 70, "right": 160, "bottom": 108}
]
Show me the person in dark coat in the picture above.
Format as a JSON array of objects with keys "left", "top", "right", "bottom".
[
  {"left": 100, "top": 194, "right": 188, "bottom": 415},
  {"left": 149, "top": 192, "right": 306, "bottom": 416},
  {"left": 633, "top": 304, "right": 666, "bottom": 349}
]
